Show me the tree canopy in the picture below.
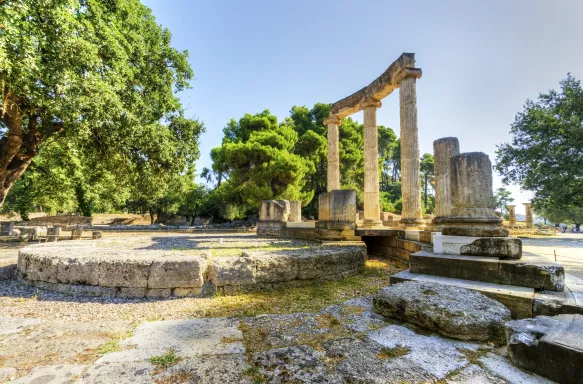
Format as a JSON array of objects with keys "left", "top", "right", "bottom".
[
  {"left": 0, "top": 0, "right": 203, "bottom": 206},
  {"left": 496, "top": 74, "right": 583, "bottom": 212}
]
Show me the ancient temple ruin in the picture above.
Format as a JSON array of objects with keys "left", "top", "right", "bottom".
[{"left": 324, "top": 52, "right": 423, "bottom": 228}]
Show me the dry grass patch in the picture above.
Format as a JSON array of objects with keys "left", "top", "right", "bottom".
[{"left": 376, "top": 346, "right": 411, "bottom": 359}]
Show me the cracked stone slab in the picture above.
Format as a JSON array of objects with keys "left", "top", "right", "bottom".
[
  {"left": 97, "top": 318, "right": 244, "bottom": 364},
  {"left": 445, "top": 364, "right": 507, "bottom": 384},
  {"left": 368, "top": 324, "right": 482, "bottom": 379},
  {"left": 11, "top": 364, "right": 86, "bottom": 384},
  {"left": 79, "top": 361, "right": 153, "bottom": 384},
  {"left": 155, "top": 354, "right": 254, "bottom": 384}
]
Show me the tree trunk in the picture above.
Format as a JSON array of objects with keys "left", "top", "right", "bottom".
[{"left": 149, "top": 211, "right": 155, "bottom": 225}]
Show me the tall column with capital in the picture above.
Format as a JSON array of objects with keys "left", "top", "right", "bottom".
[
  {"left": 361, "top": 99, "right": 383, "bottom": 227},
  {"left": 399, "top": 70, "right": 424, "bottom": 227},
  {"left": 325, "top": 115, "right": 341, "bottom": 192},
  {"left": 508, "top": 205, "right": 516, "bottom": 227}
]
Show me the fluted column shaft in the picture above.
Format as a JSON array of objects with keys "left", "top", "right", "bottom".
[
  {"left": 362, "top": 100, "right": 382, "bottom": 227},
  {"left": 399, "top": 75, "right": 423, "bottom": 225},
  {"left": 325, "top": 116, "right": 341, "bottom": 192}
]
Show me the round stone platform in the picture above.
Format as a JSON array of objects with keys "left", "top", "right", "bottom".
[{"left": 17, "top": 235, "right": 366, "bottom": 298}]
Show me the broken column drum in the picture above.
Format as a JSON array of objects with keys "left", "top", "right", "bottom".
[
  {"left": 432, "top": 137, "right": 460, "bottom": 223},
  {"left": 442, "top": 152, "right": 508, "bottom": 237}
]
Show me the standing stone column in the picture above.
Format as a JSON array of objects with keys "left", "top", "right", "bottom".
[
  {"left": 361, "top": 99, "right": 383, "bottom": 228},
  {"left": 524, "top": 203, "right": 534, "bottom": 229},
  {"left": 508, "top": 205, "right": 517, "bottom": 227},
  {"left": 442, "top": 152, "right": 508, "bottom": 237},
  {"left": 399, "top": 70, "right": 424, "bottom": 227},
  {"left": 324, "top": 115, "right": 341, "bottom": 192},
  {"left": 433, "top": 137, "right": 460, "bottom": 223}
]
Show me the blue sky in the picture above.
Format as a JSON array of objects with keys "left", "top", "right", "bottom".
[{"left": 142, "top": 0, "right": 583, "bottom": 215}]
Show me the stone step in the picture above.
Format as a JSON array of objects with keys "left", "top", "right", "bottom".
[
  {"left": 409, "top": 250, "right": 564, "bottom": 291},
  {"left": 506, "top": 314, "right": 583, "bottom": 384},
  {"left": 391, "top": 270, "right": 535, "bottom": 319},
  {"left": 534, "top": 274, "right": 583, "bottom": 316}
]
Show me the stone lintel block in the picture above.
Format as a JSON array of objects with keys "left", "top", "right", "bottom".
[
  {"left": 318, "top": 190, "right": 356, "bottom": 222},
  {"left": 148, "top": 256, "right": 205, "bottom": 289},
  {"left": 207, "top": 257, "right": 256, "bottom": 287},
  {"left": 259, "top": 200, "right": 291, "bottom": 222},
  {"left": 459, "top": 238, "right": 522, "bottom": 259},
  {"left": 98, "top": 257, "right": 152, "bottom": 288}
]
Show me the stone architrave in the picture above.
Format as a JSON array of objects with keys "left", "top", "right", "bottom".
[
  {"left": 442, "top": 152, "right": 508, "bottom": 237},
  {"left": 524, "top": 203, "right": 534, "bottom": 229},
  {"left": 288, "top": 200, "right": 302, "bottom": 222},
  {"left": 508, "top": 205, "right": 517, "bottom": 227},
  {"left": 361, "top": 99, "right": 383, "bottom": 228},
  {"left": 399, "top": 70, "right": 424, "bottom": 227},
  {"left": 433, "top": 137, "right": 460, "bottom": 223},
  {"left": 324, "top": 115, "right": 341, "bottom": 192}
]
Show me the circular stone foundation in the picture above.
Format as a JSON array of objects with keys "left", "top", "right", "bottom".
[{"left": 17, "top": 234, "right": 366, "bottom": 298}]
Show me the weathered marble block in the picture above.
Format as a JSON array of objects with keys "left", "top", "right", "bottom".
[
  {"left": 288, "top": 200, "right": 302, "bottom": 222},
  {"left": 0, "top": 221, "right": 14, "bottom": 236},
  {"left": 259, "top": 200, "right": 291, "bottom": 222}
]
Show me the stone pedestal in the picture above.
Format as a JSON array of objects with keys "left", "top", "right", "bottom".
[
  {"left": 508, "top": 205, "right": 516, "bottom": 227},
  {"left": 0, "top": 222, "right": 14, "bottom": 236},
  {"left": 524, "top": 203, "right": 534, "bottom": 229},
  {"left": 288, "top": 200, "right": 302, "bottom": 222},
  {"left": 361, "top": 99, "right": 383, "bottom": 228},
  {"left": 71, "top": 228, "right": 82, "bottom": 240},
  {"left": 46, "top": 227, "right": 61, "bottom": 242},
  {"left": 325, "top": 116, "right": 341, "bottom": 192},
  {"left": 441, "top": 152, "right": 508, "bottom": 237},
  {"left": 432, "top": 137, "right": 460, "bottom": 228},
  {"left": 399, "top": 72, "right": 424, "bottom": 227},
  {"left": 317, "top": 190, "right": 356, "bottom": 229},
  {"left": 258, "top": 200, "right": 292, "bottom": 236}
]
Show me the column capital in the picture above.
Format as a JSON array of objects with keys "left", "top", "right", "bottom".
[
  {"left": 360, "top": 98, "right": 382, "bottom": 110},
  {"left": 323, "top": 114, "right": 341, "bottom": 126},
  {"left": 523, "top": 202, "right": 532, "bottom": 207},
  {"left": 507, "top": 204, "right": 516, "bottom": 208},
  {"left": 395, "top": 67, "right": 423, "bottom": 86}
]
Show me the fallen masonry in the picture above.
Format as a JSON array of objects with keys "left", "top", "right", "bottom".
[
  {"left": 506, "top": 314, "right": 583, "bottom": 384},
  {"left": 373, "top": 281, "right": 511, "bottom": 345}
]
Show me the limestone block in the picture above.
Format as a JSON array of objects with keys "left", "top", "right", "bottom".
[
  {"left": 288, "top": 200, "right": 302, "bottom": 222},
  {"left": 207, "top": 257, "right": 256, "bottom": 287},
  {"left": 252, "top": 253, "right": 299, "bottom": 283},
  {"left": 374, "top": 281, "right": 511, "bottom": 345},
  {"left": 92, "top": 231, "right": 103, "bottom": 240},
  {"left": 24, "top": 253, "right": 59, "bottom": 283},
  {"left": 297, "top": 246, "right": 365, "bottom": 280},
  {"left": 0, "top": 221, "right": 14, "bottom": 236},
  {"left": 119, "top": 287, "right": 148, "bottom": 298},
  {"left": 506, "top": 314, "right": 583, "bottom": 384},
  {"left": 459, "top": 238, "right": 522, "bottom": 259},
  {"left": 499, "top": 261, "right": 564, "bottom": 291},
  {"left": 46, "top": 227, "right": 61, "bottom": 242},
  {"left": 147, "top": 288, "right": 172, "bottom": 298},
  {"left": 259, "top": 200, "right": 290, "bottom": 222},
  {"left": 148, "top": 255, "right": 205, "bottom": 289},
  {"left": 70, "top": 228, "right": 82, "bottom": 240},
  {"left": 98, "top": 257, "right": 152, "bottom": 288},
  {"left": 57, "top": 255, "right": 100, "bottom": 285},
  {"left": 256, "top": 221, "right": 284, "bottom": 237},
  {"left": 318, "top": 190, "right": 356, "bottom": 222},
  {"left": 172, "top": 287, "right": 202, "bottom": 297}
]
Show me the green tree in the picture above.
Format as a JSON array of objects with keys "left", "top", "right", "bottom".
[
  {"left": 493, "top": 187, "right": 514, "bottom": 215},
  {"left": 420, "top": 153, "right": 434, "bottom": 212},
  {"left": 538, "top": 206, "right": 583, "bottom": 229},
  {"left": 378, "top": 126, "right": 399, "bottom": 192},
  {"left": 0, "top": 0, "right": 202, "bottom": 206},
  {"left": 180, "top": 184, "right": 210, "bottom": 225},
  {"left": 496, "top": 74, "right": 583, "bottom": 212}
]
